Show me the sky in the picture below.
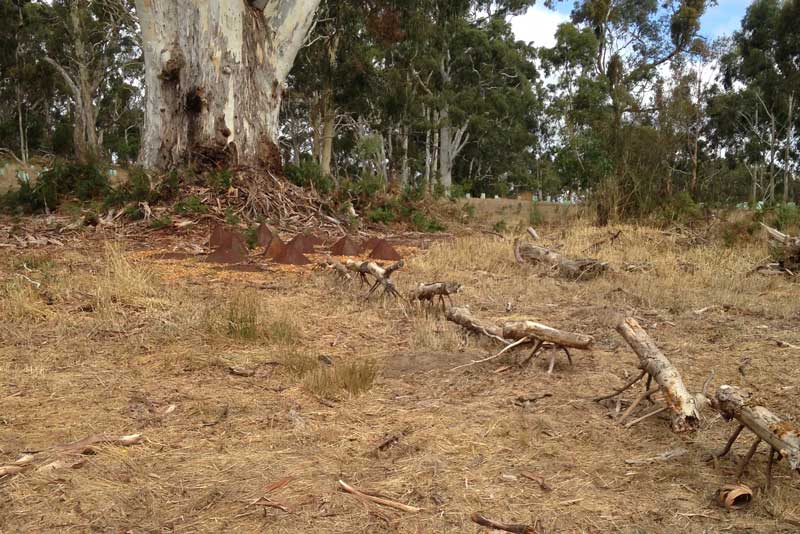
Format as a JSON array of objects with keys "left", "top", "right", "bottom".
[{"left": 511, "top": 1, "right": 752, "bottom": 49}]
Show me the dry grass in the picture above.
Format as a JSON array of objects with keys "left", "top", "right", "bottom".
[{"left": 1, "top": 216, "right": 799, "bottom": 533}]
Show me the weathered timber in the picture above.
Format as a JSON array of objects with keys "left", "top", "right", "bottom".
[
  {"left": 411, "top": 282, "right": 462, "bottom": 306},
  {"left": 761, "top": 223, "right": 800, "bottom": 273},
  {"left": 320, "top": 256, "right": 351, "bottom": 281},
  {"left": 616, "top": 318, "right": 700, "bottom": 432},
  {"left": 345, "top": 259, "right": 404, "bottom": 299},
  {"left": 445, "top": 307, "right": 506, "bottom": 342},
  {"left": 714, "top": 385, "right": 800, "bottom": 474},
  {"left": 515, "top": 241, "right": 607, "bottom": 280},
  {"left": 502, "top": 321, "right": 594, "bottom": 349}
]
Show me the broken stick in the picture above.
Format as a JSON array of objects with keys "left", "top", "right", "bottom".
[
  {"left": 338, "top": 479, "right": 422, "bottom": 513},
  {"left": 470, "top": 512, "right": 538, "bottom": 534},
  {"left": 615, "top": 318, "right": 701, "bottom": 432}
]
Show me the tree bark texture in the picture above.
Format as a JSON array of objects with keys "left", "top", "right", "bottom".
[
  {"left": 135, "top": 0, "right": 320, "bottom": 171},
  {"left": 502, "top": 321, "right": 594, "bottom": 349},
  {"left": 616, "top": 318, "right": 700, "bottom": 432}
]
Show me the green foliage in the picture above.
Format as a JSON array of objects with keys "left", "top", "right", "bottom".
[
  {"left": 529, "top": 201, "right": 543, "bottom": 226},
  {"left": 243, "top": 226, "right": 258, "bottom": 249},
  {"left": 224, "top": 208, "right": 241, "bottom": 226},
  {"left": 149, "top": 215, "right": 172, "bottom": 230},
  {"left": 174, "top": 196, "right": 208, "bottom": 216},
  {"left": 205, "top": 169, "right": 232, "bottom": 193},
  {"left": 367, "top": 206, "right": 397, "bottom": 224},
  {"left": 492, "top": 220, "right": 508, "bottom": 233},
  {"left": 2, "top": 160, "right": 110, "bottom": 214},
  {"left": 285, "top": 158, "right": 333, "bottom": 194},
  {"left": 660, "top": 192, "right": 701, "bottom": 223},
  {"left": 411, "top": 212, "right": 446, "bottom": 233}
]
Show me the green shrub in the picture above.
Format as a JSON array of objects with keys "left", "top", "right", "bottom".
[
  {"left": 772, "top": 203, "right": 800, "bottom": 232},
  {"left": 224, "top": 208, "right": 241, "bottom": 226},
  {"left": 493, "top": 220, "right": 508, "bottom": 234},
  {"left": 174, "top": 195, "right": 208, "bottom": 215},
  {"left": 149, "top": 215, "right": 173, "bottom": 230},
  {"left": 367, "top": 206, "right": 397, "bottom": 224},
  {"left": 411, "top": 212, "right": 446, "bottom": 232},
  {"left": 285, "top": 158, "right": 333, "bottom": 194},
  {"left": 2, "top": 160, "right": 110, "bottom": 214},
  {"left": 243, "top": 226, "right": 258, "bottom": 249},
  {"left": 660, "top": 191, "right": 701, "bottom": 223},
  {"left": 529, "top": 201, "right": 544, "bottom": 226}
]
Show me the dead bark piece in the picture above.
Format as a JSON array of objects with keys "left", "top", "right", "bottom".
[
  {"left": 0, "top": 454, "right": 35, "bottom": 477},
  {"left": 760, "top": 223, "right": 800, "bottom": 273},
  {"left": 515, "top": 242, "right": 607, "bottom": 280},
  {"left": 55, "top": 433, "right": 143, "bottom": 455},
  {"left": 502, "top": 321, "right": 593, "bottom": 349},
  {"left": 445, "top": 307, "right": 505, "bottom": 342},
  {"left": 713, "top": 385, "right": 800, "bottom": 473},
  {"left": 616, "top": 318, "right": 700, "bottom": 432},
  {"left": 470, "top": 512, "right": 538, "bottom": 534},
  {"left": 411, "top": 282, "right": 462, "bottom": 307},
  {"left": 344, "top": 260, "right": 404, "bottom": 299},
  {"left": 338, "top": 480, "right": 422, "bottom": 513},
  {"left": 527, "top": 227, "right": 540, "bottom": 241}
]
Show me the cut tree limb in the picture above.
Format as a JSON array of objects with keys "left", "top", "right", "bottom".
[
  {"left": 411, "top": 282, "right": 462, "bottom": 307},
  {"left": 345, "top": 259, "right": 404, "bottom": 299},
  {"left": 445, "top": 307, "right": 506, "bottom": 343},
  {"left": 616, "top": 318, "right": 701, "bottom": 432},
  {"left": 502, "top": 321, "right": 594, "bottom": 349},
  {"left": 760, "top": 223, "right": 800, "bottom": 273},
  {"left": 713, "top": 385, "right": 800, "bottom": 473},
  {"left": 515, "top": 242, "right": 607, "bottom": 280}
]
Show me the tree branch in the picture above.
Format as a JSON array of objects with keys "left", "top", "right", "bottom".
[{"left": 43, "top": 56, "right": 82, "bottom": 105}]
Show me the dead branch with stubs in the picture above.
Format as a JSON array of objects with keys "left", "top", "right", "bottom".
[
  {"left": 319, "top": 256, "right": 352, "bottom": 281},
  {"left": 410, "top": 281, "right": 462, "bottom": 309},
  {"left": 514, "top": 239, "right": 607, "bottom": 280},
  {"left": 0, "top": 433, "right": 143, "bottom": 478},
  {"left": 446, "top": 307, "right": 594, "bottom": 373},
  {"left": 344, "top": 259, "right": 404, "bottom": 299},
  {"left": 757, "top": 223, "right": 800, "bottom": 275},
  {"left": 709, "top": 385, "right": 799, "bottom": 488},
  {"left": 594, "top": 318, "right": 703, "bottom": 433}
]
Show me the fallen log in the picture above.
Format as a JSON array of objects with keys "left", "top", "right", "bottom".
[
  {"left": 615, "top": 318, "right": 701, "bottom": 432},
  {"left": 712, "top": 385, "right": 799, "bottom": 485},
  {"left": 411, "top": 282, "right": 462, "bottom": 307},
  {"left": 338, "top": 479, "right": 422, "bottom": 513},
  {"left": 320, "top": 256, "right": 352, "bottom": 281},
  {"left": 514, "top": 241, "right": 607, "bottom": 280},
  {"left": 760, "top": 223, "right": 800, "bottom": 273},
  {"left": 345, "top": 259, "right": 404, "bottom": 299},
  {"left": 445, "top": 307, "right": 506, "bottom": 342},
  {"left": 502, "top": 321, "right": 594, "bottom": 349}
]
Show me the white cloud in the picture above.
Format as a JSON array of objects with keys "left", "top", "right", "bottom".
[{"left": 510, "top": 5, "right": 569, "bottom": 49}]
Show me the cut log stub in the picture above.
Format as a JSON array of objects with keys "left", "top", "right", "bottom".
[
  {"left": 502, "top": 321, "right": 593, "bottom": 349},
  {"left": 616, "top": 318, "right": 700, "bottom": 432},
  {"left": 515, "top": 242, "right": 607, "bottom": 280},
  {"left": 715, "top": 385, "right": 800, "bottom": 473}
]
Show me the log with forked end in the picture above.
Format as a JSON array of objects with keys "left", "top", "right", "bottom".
[
  {"left": 411, "top": 282, "right": 462, "bottom": 307},
  {"left": 713, "top": 385, "right": 800, "bottom": 477},
  {"left": 616, "top": 317, "right": 701, "bottom": 433},
  {"left": 445, "top": 306, "right": 506, "bottom": 343},
  {"left": 345, "top": 259, "right": 404, "bottom": 299}
]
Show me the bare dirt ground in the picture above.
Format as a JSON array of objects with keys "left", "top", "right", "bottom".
[{"left": 1, "top": 216, "right": 799, "bottom": 533}]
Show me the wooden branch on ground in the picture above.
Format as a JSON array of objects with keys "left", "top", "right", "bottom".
[
  {"left": 616, "top": 318, "right": 701, "bottom": 432},
  {"left": 345, "top": 260, "right": 404, "bottom": 299},
  {"left": 527, "top": 227, "right": 540, "bottom": 241},
  {"left": 713, "top": 385, "right": 799, "bottom": 476},
  {"left": 760, "top": 223, "right": 800, "bottom": 274},
  {"left": 338, "top": 480, "right": 422, "bottom": 513},
  {"left": 582, "top": 229, "right": 622, "bottom": 254},
  {"left": 320, "top": 256, "right": 351, "bottom": 280},
  {"left": 515, "top": 241, "right": 607, "bottom": 280},
  {"left": 470, "top": 512, "right": 538, "bottom": 534},
  {"left": 411, "top": 282, "right": 462, "bottom": 307},
  {"left": 502, "top": 321, "right": 594, "bottom": 349},
  {"left": 445, "top": 307, "right": 507, "bottom": 343}
]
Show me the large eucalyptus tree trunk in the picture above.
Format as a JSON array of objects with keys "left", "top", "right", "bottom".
[{"left": 134, "top": 0, "right": 320, "bottom": 171}]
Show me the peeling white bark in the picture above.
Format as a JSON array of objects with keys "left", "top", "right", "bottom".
[{"left": 135, "top": 0, "right": 320, "bottom": 170}]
